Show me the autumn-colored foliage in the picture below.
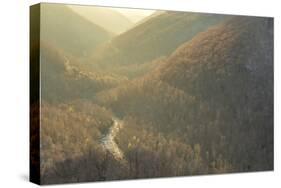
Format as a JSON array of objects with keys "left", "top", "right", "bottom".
[{"left": 31, "top": 7, "right": 273, "bottom": 184}]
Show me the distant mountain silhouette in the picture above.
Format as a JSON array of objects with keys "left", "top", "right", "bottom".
[
  {"left": 68, "top": 5, "right": 134, "bottom": 34},
  {"left": 40, "top": 3, "right": 113, "bottom": 57},
  {"left": 133, "top": 11, "right": 165, "bottom": 27}
]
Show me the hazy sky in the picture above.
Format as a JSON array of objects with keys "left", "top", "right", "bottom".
[
  {"left": 68, "top": 4, "right": 155, "bottom": 23},
  {"left": 110, "top": 7, "right": 155, "bottom": 23}
]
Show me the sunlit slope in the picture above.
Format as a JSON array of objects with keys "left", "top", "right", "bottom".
[
  {"left": 40, "top": 3, "right": 113, "bottom": 57},
  {"left": 39, "top": 101, "right": 117, "bottom": 184},
  {"left": 97, "top": 16, "right": 273, "bottom": 172},
  {"left": 40, "top": 42, "right": 127, "bottom": 103},
  {"left": 68, "top": 5, "right": 134, "bottom": 34},
  {"left": 91, "top": 12, "right": 230, "bottom": 67}
]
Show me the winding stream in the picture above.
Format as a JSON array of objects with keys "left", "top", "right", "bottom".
[
  {"left": 100, "top": 117, "right": 126, "bottom": 161},
  {"left": 63, "top": 55, "right": 127, "bottom": 164}
]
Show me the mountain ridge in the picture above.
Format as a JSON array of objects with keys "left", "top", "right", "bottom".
[
  {"left": 96, "top": 16, "right": 273, "bottom": 171},
  {"left": 40, "top": 3, "right": 113, "bottom": 57},
  {"left": 68, "top": 5, "right": 134, "bottom": 34},
  {"left": 89, "top": 12, "right": 231, "bottom": 77}
]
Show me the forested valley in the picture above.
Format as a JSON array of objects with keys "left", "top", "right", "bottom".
[{"left": 31, "top": 4, "right": 273, "bottom": 184}]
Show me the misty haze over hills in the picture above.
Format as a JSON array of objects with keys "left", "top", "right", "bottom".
[
  {"left": 40, "top": 3, "right": 113, "bottom": 57},
  {"left": 68, "top": 5, "right": 134, "bottom": 34},
  {"left": 111, "top": 7, "right": 156, "bottom": 23},
  {"left": 88, "top": 12, "right": 232, "bottom": 78},
  {"left": 68, "top": 5, "right": 155, "bottom": 34},
  {"left": 30, "top": 3, "right": 273, "bottom": 185}
]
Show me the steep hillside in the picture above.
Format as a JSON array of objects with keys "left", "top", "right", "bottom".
[
  {"left": 41, "top": 42, "right": 128, "bottom": 103},
  {"left": 68, "top": 5, "right": 133, "bottom": 34},
  {"left": 96, "top": 16, "right": 273, "bottom": 172},
  {"left": 40, "top": 3, "right": 113, "bottom": 57},
  {"left": 91, "top": 12, "right": 231, "bottom": 69}
]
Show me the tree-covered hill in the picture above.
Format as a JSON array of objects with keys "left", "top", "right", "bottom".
[
  {"left": 40, "top": 42, "right": 128, "bottom": 103},
  {"left": 32, "top": 5, "right": 273, "bottom": 182},
  {"left": 96, "top": 16, "right": 273, "bottom": 173},
  {"left": 91, "top": 12, "right": 231, "bottom": 68}
]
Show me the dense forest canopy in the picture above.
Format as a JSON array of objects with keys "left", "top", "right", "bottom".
[
  {"left": 96, "top": 17, "right": 273, "bottom": 173},
  {"left": 31, "top": 4, "right": 273, "bottom": 184}
]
